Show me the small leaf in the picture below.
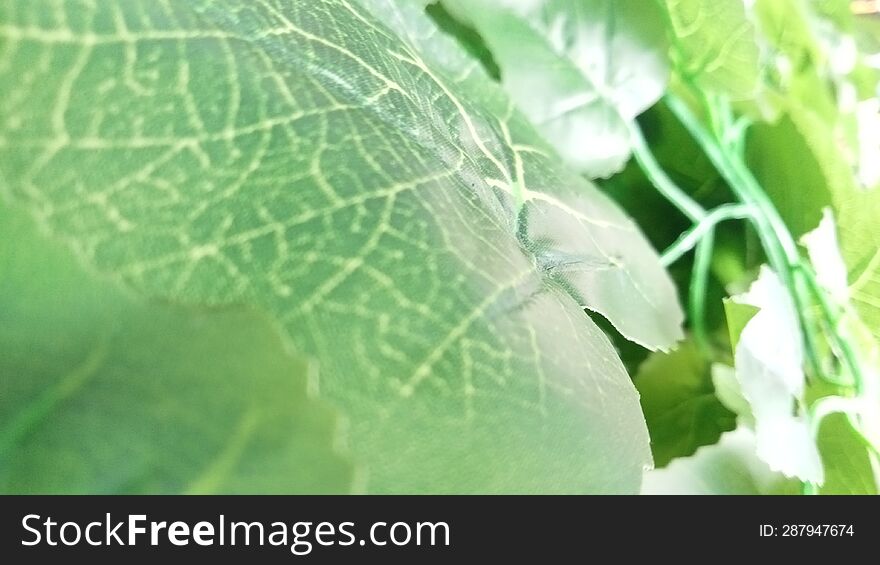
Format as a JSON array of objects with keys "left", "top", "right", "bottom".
[
  {"left": 711, "top": 363, "right": 754, "bottom": 423},
  {"left": 723, "top": 298, "right": 760, "bottom": 352}
]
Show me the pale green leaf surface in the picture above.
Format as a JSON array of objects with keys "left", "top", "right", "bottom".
[
  {"left": 855, "top": 98, "right": 880, "bottom": 188},
  {"left": 754, "top": 0, "right": 823, "bottom": 67},
  {"left": 634, "top": 340, "right": 736, "bottom": 468},
  {"left": 0, "top": 204, "right": 354, "bottom": 494},
  {"left": 663, "top": 0, "right": 763, "bottom": 99},
  {"left": 0, "top": 0, "right": 685, "bottom": 492},
  {"left": 440, "top": 0, "right": 670, "bottom": 178}
]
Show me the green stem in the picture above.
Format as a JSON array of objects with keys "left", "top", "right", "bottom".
[
  {"left": 628, "top": 121, "right": 707, "bottom": 223},
  {"left": 629, "top": 120, "right": 720, "bottom": 347},
  {"left": 665, "top": 94, "right": 825, "bottom": 376},
  {"left": 690, "top": 230, "right": 715, "bottom": 356},
  {"left": 662, "top": 203, "right": 753, "bottom": 266}
]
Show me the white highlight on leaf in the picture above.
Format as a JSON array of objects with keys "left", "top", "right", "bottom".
[
  {"left": 641, "top": 427, "right": 794, "bottom": 495},
  {"left": 800, "top": 208, "right": 850, "bottom": 303},
  {"left": 711, "top": 363, "right": 752, "bottom": 423},
  {"left": 732, "top": 266, "right": 824, "bottom": 484}
]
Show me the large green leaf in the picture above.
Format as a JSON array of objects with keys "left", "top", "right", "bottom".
[
  {"left": 0, "top": 0, "right": 683, "bottom": 492},
  {"left": 0, "top": 204, "right": 354, "bottom": 493},
  {"left": 440, "top": 0, "right": 670, "bottom": 178},
  {"left": 662, "top": 0, "right": 763, "bottom": 99}
]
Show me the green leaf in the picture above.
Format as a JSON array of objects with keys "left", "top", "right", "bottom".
[
  {"left": 0, "top": 204, "right": 354, "bottom": 494},
  {"left": 635, "top": 340, "right": 736, "bottom": 468},
  {"left": 641, "top": 427, "right": 800, "bottom": 494},
  {"left": 0, "top": 0, "right": 684, "bottom": 492},
  {"left": 754, "top": 0, "right": 824, "bottom": 68},
  {"left": 441, "top": 0, "right": 670, "bottom": 177},
  {"left": 662, "top": 0, "right": 763, "bottom": 99}
]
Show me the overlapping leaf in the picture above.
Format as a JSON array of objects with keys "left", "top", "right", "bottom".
[
  {"left": 0, "top": 204, "right": 354, "bottom": 493},
  {"left": 0, "top": 0, "right": 684, "bottom": 492}
]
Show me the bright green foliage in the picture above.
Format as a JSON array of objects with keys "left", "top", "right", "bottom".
[
  {"left": 741, "top": 0, "right": 880, "bottom": 343},
  {"left": 0, "top": 204, "right": 354, "bottom": 493}
]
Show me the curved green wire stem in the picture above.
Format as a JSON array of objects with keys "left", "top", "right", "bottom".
[
  {"left": 662, "top": 203, "right": 754, "bottom": 267},
  {"left": 664, "top": 94, "right": 825, "bottom": 374},
  {"left": 689, "top": 231, "right": 715, "bottom": 356},
  {"left": 628, "top": 121, "right": 707, "bottom": 223},
  {"left": 629, "top": 88, "right": 877, "bottom": 494},
  {"left": 629, "top": 121, "right": 720, "bottom": 351}
]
